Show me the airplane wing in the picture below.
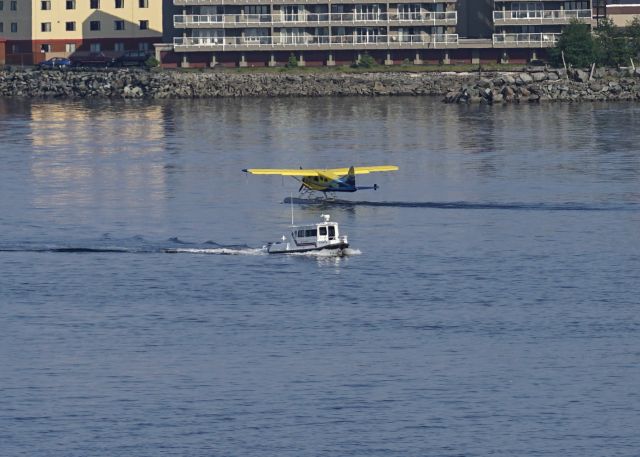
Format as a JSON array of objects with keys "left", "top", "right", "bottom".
[
  {"left": 242, "top": 166, "right": 398, "bottom": 177},
  {"left": 242, "top": 168, "right": 320, "bottom": 177},
  {"left": 326, "top": 165, "right": 399, "bottom": 175}
]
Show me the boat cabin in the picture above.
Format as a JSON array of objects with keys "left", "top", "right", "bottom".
[
  {"left": 292, "top": 221, "right": 339, "bottom": 246},
  {"left": 267, "top": 214, "right": 348, "bottom": 254}
]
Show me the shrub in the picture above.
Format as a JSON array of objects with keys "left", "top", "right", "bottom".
[
  {"left": 145, "top": 56, "right": 159, "bottom": 68},
  {"left": 355, "top": 53, "right": 376, "bottom": 68},
  {"left": 286, "top": 53, "right": 299, "bottom": 68}
]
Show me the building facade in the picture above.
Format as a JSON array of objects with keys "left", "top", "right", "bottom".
[
  {"left": 160, "top": 0, "right": 596, "bottom": 67},
  {"left": 0, "top": 0, "right": 162, "bottom": 65},
  {"left": 605, "top": 0, "right": 640, "bottom": 26},
  {"left": 163, "top": 0, "right": 460, "bottom": 67},
  {"left": 492, "top": 1, "right": 595, "bottom": 49}
]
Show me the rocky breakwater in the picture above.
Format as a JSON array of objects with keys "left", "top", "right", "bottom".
[
  {"left": 443, "top": 68, "right": 640, "bottom": 104},
  {"left": 0, "top": 68, "right": 482, "bottom": 99}
]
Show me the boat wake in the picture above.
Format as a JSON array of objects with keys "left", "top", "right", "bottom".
[
  {"left": 284, "top": 197, "right": 639, "bottom": 212},
  {"left": 0, "top": 236, "right": 359, "bottom": 258},
  {"left": 165, "top": 247, "right": 266, "bottom": 256}
]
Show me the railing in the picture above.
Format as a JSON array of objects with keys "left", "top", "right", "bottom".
[
  {"left": 492, "top": 32, "right": 560, "bottom": 46},
  {"left": 173, "top": 33, "right": 459, "bottom": 48},
  {"left": 174, "top": 0, "right": 456, "bottom": 4},
  {"left": 174, "top": 11, "right": 456, "bottom": 26},
  {"left": 493, "top": 9, "right": 592, "bottom": 22}
]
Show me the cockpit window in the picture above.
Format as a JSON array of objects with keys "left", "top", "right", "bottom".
[
  {"left": 328, "top": 226, "right": 335, "bottom": 237},
  {"left": 319, "top": 227, "right": 327, "bottom": 236}
]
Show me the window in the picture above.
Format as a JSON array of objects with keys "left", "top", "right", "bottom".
[
  {"left": 138, "top": 0, "right": 147, "bottom": 7},
  {"left": 41, "top": 22, "right": 52, "bottom": 32},
  {"left": 90, "top": 0, "right": 99, "bottom": 8},
  {"left": 319, "top": 227, "right": 327, "bottom": 236},
  {"left": 139, "top": 20, "right": 148, "bottom": 30},
  {"left": 90, "top": 20, "right": 100, "bottom": 31},
  {"left": 564, "top": 1, "right": 589, "bottom": 10},
  {"left": 10, "top": 0, "right": 17, "bottom": 10},
  {"left": 138, "top": 42, "right": 149, "bottom": 51},
  {"left": 114, "top": 20, "right": 125, "bottom": 30},
  {"left": 40, "top": 43, "right": 51, "bottom": 52},
  {"left": 66, "top": 0, "right": 75, "bottom": 9},
  {"left": 90, "top": 42, "right": 101, "bottom": 52},
  {"left": 65, "top": 21, "right": 75, "bottom": 31},
  {"left": 41, "top": 1, "right": 51, "bottom": 10},
  {"left": 10, "top": 22, "right": 17, "bottom": 32},
  {"left": 66, "top": 43, "right": 76, "bottom": 53},
  {"left": 114, "top": 42, "right": 124, "bottom": 51},
  {"left": 115, "top": 0, "right": 123, "bottom": 7},
  {"left": 0, "top": 23, "right": 3, "bottom": 33},
  {"left": 0, "top": 1, "right": 3, "bottom": 10},
  {"left": 246, "top": 5, "right": 268, "bottom": 14}
]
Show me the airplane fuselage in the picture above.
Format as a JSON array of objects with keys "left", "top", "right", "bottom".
[{"left": 302, "top": 176, "right": 357, "bottom": 193}]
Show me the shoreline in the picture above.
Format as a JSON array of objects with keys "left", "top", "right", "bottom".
[{"left": 1, "top": 67, "right": 639, "bottom": 102}]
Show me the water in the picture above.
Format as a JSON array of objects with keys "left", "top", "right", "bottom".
[{"left": 1, "top": 97, "right": 639, "bottom": 457}]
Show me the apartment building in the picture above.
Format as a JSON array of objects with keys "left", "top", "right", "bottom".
[
  {"left": 493, "top": 1, "right": 595, "bottom": 49},
  {"left": 162, "top": 0, "right": 460, "bottom": 67},
  {"left": 0, "top": 0, "right": 162, "bottom": 65},
  {"left": 159, "top": 0, "right": 596, "bottom": 67}
]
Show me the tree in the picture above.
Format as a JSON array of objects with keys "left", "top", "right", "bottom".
[
  {"left": 627, "top": 17, "right": 640, "bottom": 58},
  {"left": 549, "top": 20, "right": 597, "bottom": 68},
  {"left": 595, "top": 18, "right": 633, "bottom": 67}
]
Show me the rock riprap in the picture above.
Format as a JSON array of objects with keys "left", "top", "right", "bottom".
[
  {"left": 443, "top": 68, "right": 640, "bottom": 104},
  {"left": 1, "top": 68, "right": 639, "bottom": 101}
]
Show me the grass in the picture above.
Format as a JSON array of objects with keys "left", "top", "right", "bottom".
[{"left": 171, "top": 63, "right": 528, "bottom": 74}]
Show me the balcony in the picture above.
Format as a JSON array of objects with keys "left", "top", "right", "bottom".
[
  {"left": 493, "top": 9, "right": 594, "bottom": 26},
  {"left": 492, "top": 32, "right": 560, "bottom": 48},
  {"left": 173, "top": 11, "right": 457, "bottom": 28},
  {"left": 174, "top": 0, "right": 456, "bottom": 6},
  {"left": 173, "top": 33, "right": 459, "bottom": 51}
]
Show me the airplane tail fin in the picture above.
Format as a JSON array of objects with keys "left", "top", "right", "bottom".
[{"left": 346, "top": 166, "right": 356, "bottom": 187}]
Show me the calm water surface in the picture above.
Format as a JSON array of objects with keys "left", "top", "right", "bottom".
[{"left": 0, "top": 97, "right": 639, "bottom": 457}]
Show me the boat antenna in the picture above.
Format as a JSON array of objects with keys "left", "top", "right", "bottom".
[{"left": 290, "top": 192, "right": 294, "bottom": 226}]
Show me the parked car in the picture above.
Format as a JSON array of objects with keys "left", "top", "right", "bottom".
[
  {"left": 71, "top": 52, "right": 116, "bottom": 68},
  {"left": 38, "top": 57, "right": 72, "bottom": 70},
  {"left": 112, "top": 50, "right": 151, "bottom": 67}
]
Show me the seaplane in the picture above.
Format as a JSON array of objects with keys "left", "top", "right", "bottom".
[{"left": 242, "top": 165, "right": 399, "bottom": 196}]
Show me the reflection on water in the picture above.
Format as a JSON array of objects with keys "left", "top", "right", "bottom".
[{"left": 25, "top": 102, "right": 167, "bottom": 223}]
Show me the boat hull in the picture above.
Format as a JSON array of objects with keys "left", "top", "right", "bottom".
[{"left": 267, "top": 241, "right": 349, "bottom": 254}]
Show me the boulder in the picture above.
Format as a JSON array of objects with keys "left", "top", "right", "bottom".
[
  {"left": 531, "top": 72, "right": 547, "bottom": 82},
  {"left": 477, "top": 78, "right": 492, "bottom": 89},
  {"left": 574, "top": 69, "right": 589, "bottom": 83},
  {"left": 503, "top": 74, "right": 516, "bottom": 85},
  {"left": 519, "top": 73, "right": 533, "bottom": 84}
]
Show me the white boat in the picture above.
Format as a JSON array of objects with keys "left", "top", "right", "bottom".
[{"left": 267, "top": 214, "right": 349, "bottom": 254}]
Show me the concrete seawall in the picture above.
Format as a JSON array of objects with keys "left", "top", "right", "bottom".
[{"left": 1, "top": 68, "right": 639, "bottom": 101}]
